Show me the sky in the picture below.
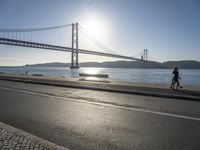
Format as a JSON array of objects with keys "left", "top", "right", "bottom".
[{"left": 0, "top": 0, "right": 200, "bottom": 66}]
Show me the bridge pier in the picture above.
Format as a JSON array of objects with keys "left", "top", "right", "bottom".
[{"left": 70, "top": 23, "right": 79, "bottom": 69}]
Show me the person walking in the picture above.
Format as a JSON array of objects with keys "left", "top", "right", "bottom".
[{"left": 170, "top": 67, "right": 182, "bottom": 90}]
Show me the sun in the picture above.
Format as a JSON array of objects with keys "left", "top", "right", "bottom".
[{"left": 80, "top": 14, "right": 108, "bottom": 41}]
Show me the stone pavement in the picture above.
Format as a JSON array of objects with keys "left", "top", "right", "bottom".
[
  {"left": 0, "top": 128, "right": 45, "bottom": 150},
  {"left": 0, "top": 122, "right": 68, "bottom": 150}
]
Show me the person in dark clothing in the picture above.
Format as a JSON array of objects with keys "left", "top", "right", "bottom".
[{"left": 170, "top": 67, "right": 182, "bottom": 90}]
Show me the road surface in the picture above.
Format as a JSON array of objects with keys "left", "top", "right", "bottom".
[{"left": 0, "top": 80, "right": 200, "bottom": 150}]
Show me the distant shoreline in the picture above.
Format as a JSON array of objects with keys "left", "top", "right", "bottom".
[
  {"left": 0, "top": 60, "right": 200, "bottom": 69},
  {"left": 22, "top": 60, "right": 200, "bottom": 69}
]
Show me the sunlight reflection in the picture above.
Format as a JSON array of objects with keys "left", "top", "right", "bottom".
[
  {"left": 85, "top": 77, "right": 99, "bottom": 80},
  {"left": 82, "top": 68, "right": 101, "bottom": 75}
]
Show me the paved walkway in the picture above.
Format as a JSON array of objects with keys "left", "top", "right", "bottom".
[
  {"left": 0, "top": 122, "right": 68, "bottom": 150},
  {"left": 0, "top": 128, "right": 44, "bottom": 150}
]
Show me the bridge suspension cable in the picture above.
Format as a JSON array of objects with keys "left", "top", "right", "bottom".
[
  {"left": 78, "top": 24, "right": 119, "bottom": 55},
  {"left": 0, "top": 23, "right": 72, "bottom": 47},
  {"left": 0, "top": 24, "right": 72, "bottom": 32},
  {"left": 132, "top": 52, "right": 143, "bottom": 58}
]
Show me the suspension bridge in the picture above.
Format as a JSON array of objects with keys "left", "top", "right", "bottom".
[{"left": 0, "top": 22, "right": 148, "bottom": 68}]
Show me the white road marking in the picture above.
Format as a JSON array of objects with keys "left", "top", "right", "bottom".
[{"left": 0, "top": 86, "right": 200, "bottom": 121}]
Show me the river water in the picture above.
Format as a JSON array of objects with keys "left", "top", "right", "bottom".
[{"left": 0, "top": 67, "right": 200, "bottom": 87}]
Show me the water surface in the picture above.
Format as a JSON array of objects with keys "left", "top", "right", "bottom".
[{"left": 0, "top": 67, "right": 199, "bottom": 87}]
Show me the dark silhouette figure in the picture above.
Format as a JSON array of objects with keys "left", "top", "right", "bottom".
[{"left": 170, "top": 67, "right": 182, "bottom": 90}]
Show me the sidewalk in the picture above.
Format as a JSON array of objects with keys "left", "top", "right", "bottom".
[
  {"left": 0, "top": 122, "right": 68, "bottom": 150},
  {"left": 0, "top": 73, "right": 200, "bottom": 101}
]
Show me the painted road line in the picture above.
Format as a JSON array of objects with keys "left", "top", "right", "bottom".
[{"left": 0, "top": 86, "right": 200, "bottom": 121}]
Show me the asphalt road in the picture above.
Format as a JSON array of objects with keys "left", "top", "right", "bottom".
[{"left": 0, "top": 80, "right": 200, "bottom": 150}]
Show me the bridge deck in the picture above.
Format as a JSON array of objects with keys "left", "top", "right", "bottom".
[{"left": 0, "top": 38, "right": 141, "bottom": 61}]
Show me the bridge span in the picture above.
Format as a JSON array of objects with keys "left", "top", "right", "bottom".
[{"left": 0, "top": 23, "right": 145, "bottom": 68}]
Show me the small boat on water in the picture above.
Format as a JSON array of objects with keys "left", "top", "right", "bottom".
[{"left": 79, "top": 73, "right": 109, "bottom": 78}]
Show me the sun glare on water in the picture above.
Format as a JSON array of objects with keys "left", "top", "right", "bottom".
[{"left": 83, "top": 68, "right": 100, "bottom": 75}]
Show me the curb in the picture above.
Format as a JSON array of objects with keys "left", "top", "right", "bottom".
[{"left": 0, "top": 122, "right": 69, "bottom": 150}]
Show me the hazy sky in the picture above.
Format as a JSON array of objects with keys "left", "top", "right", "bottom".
[{"left": 0, "top": 0, "right": 200, "bottom": 66}]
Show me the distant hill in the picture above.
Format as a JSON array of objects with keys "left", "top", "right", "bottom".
[
  {"left": 163, "top": 60, "right": 200, "bottom": 69},
  {"left": 24, "top": 60, "right": 200, "bottom": 69},
  {"left": 81, "top": 61, "right": 165, "bottom": 69},
  {"left": 25, "top": 62, "right": 68, "bottom": 67}
]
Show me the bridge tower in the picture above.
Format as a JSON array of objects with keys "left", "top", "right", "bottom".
[
  {"left": 70, "top": 23, "right": 79, "bottom": 69},
  {"left": 143, "top": 49, "right": 148, "bottom": 60}
]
